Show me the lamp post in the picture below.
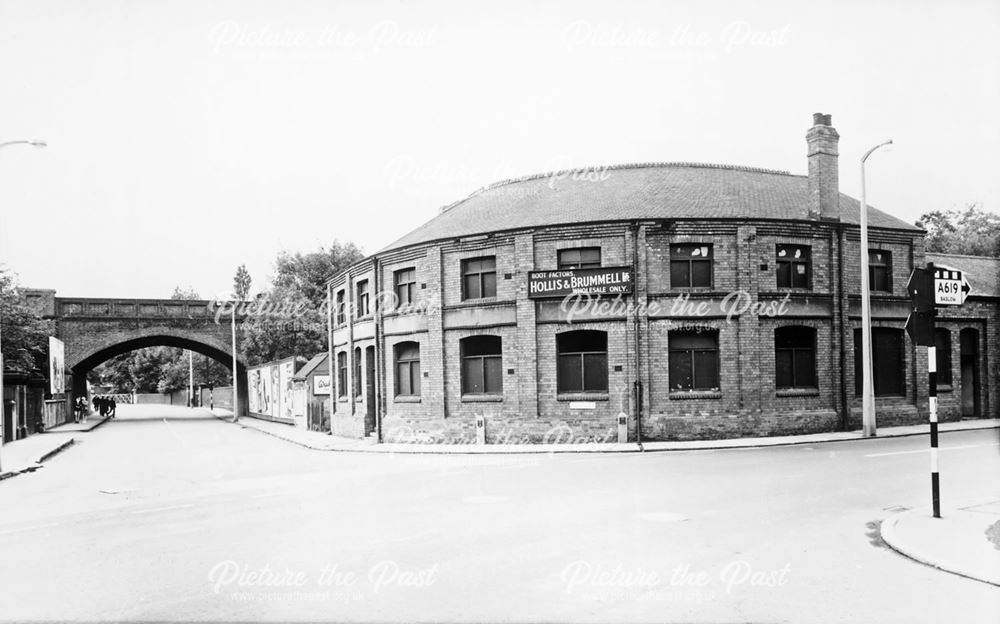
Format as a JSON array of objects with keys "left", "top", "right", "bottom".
[
  {"left": 860, "top": 139, "right": 893, "bottom": 437},
  {"left": 231, "top": 300, "right": 239, "bottom": 422},
  {"left": 0, "top": 139, "right": 46, "bottom": 471}
]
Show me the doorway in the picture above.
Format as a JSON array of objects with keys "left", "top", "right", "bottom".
[
  {"left": 365, "top": 346, "right": 376, "bottom": 436},
  {"left": 959, "top": 328, "right": 981, "bottom": 417}
]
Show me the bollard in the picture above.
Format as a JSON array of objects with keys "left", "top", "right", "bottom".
[
  {"left": 617, "top": 412, "right": 629, "bottom": 443},
  {"left": 475, "top": 414, "right": 486, "bottom": 445}
]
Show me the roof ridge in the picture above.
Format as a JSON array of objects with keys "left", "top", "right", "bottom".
[
  {"left": 439, "top": 161, "right": 794, "bottom": 214},
  {"left": 926, "top": 252, "right": 1000, "bottom": 260}
]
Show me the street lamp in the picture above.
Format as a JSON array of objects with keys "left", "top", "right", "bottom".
[
  {"left": 860, "top": 139, "right": 893, "bottom": 438},
  {"left": 231, "top": 299, "right": 239, "bottom": 423},
  {"left": 0, "top": 139, "right": 46, "bottom": 471}
]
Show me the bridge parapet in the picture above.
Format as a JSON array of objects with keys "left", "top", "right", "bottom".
[{"left": 53, "top": 297, "right": 248, "bottom": 322}]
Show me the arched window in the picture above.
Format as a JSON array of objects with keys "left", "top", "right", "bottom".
[
  {"left": 854, "top": 328, "right": 904, "bottom": 396},
  {"left": 557, "top": 330, "right": 608, "bottom": 393},
  {"left": 775, "top": 326, "right": 817, "bottom": 388},
  {"left": 460, "top": 336, "right": 503, "bottom": 395},
  {"left": 336, "top": 351, "right": 347, "bottom": 398},
  {"left": 354, "top": 346, "right": 363, "bottom": 397},
  {"left": 394, "top": 342, "right": 421, "bottom": 397},
  {"left": 934, "top": 328, "right": 952, "bottom": 386}
]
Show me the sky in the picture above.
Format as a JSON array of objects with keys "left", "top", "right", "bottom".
[{"left": 1, "top": 0, "right": 998, "bottom": 299}]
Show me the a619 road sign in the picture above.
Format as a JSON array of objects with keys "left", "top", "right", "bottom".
[{"left": 932, "top": 265, "right": 971, "bottom": 305}]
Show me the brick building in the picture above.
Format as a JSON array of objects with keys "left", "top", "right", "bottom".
[{"left": 326, "top": 113, "right": 998, "bottom": 443}]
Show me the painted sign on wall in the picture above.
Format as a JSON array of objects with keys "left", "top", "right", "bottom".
[
  {"left": 528, "top": 266, "right": 634, "bottom": 299},
  {"left": 313, "top": 375, "right": 331, "bottom": 395}
]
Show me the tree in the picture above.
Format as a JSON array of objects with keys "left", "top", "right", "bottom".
[
  {"left": 241, "top": 242, "right": 364, "bottom": 364},
  {"left": 917, "top": 204, "right": 1000, "bottom": 257},
  {"left": 171, "top": 285, "right": 201, "bottom": 300},
  {"left": 233, "top": 264, "right": 252, "bottom": 301},
  {"left": 0, "top": 269, "right": 54, "bottom": 375}
]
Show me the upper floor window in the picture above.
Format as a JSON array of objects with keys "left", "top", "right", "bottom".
[
  {"left": 934, "top": 328, "right": 952, "bottom": 386},
  {"left": 670, "top": 244, "right": 713, "bottom": 288},
  {"left": 394, "top": 268, "right": 417, "bottom": 308},
  {"left": 869, "top": 250, "right": 891, "bottom": 292},
  {"left": 335, "top": 290, "right": 346, "bottom": 325},
  {"left": 460, "top": 336, "right": 503, "bottom": 395},
  {"left": 461, "top": 257, "right": 497, "bottom": 300},
  {"left": 776, "top": 245, "right": 811, "bottom": 289},
  {"left": 557, "top": 247, "right": 602, "bottom": 270},
  {"left": 355, "top": 280, "right": 370, "bottom": 317},
  {"left": 394, "top": 342, "right": 421, "bottom": 397},
  {"left": 775, "top": 326, "right": 817, "bottom": 389},
  {"left": 556, "top": 330, "right": 608, "bottom": 393},
  {"left": 669, "top": 330, "right": 719, "bottom": 391}
]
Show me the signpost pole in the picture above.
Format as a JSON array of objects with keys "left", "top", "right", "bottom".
[{"left": 928, "top": 338, "right": 941, "bottom": 518}]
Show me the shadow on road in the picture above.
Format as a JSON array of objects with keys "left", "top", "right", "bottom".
[{"left": 97, "top": 405, "right": 221, "bottom": 423}]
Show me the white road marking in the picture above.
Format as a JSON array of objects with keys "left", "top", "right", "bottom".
[
  {"left": 130, "top": 503, "right": 195, "bottom": 515},
  {"left": 865, "top": 442, "right": 999, "bottom": 458},
  {"left": 0, "top": 522, "right": 60, "bottom": 536}
]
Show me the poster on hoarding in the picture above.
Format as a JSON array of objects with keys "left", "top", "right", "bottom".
[
  {"left": 248, "top": 369, "right": 260, "bottom": 413},
  {"left": 48, "top": 337, "right": 65, "bottom": 394},
  {"left": 280, "top": 360, "right": 295, "bottom": 419}
]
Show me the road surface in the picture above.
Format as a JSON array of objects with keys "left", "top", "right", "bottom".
[{"left": 1, "top": 404, "right": 998, "bottom": 622}]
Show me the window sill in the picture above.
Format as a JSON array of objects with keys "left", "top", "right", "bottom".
[
  {"left": 458, "top": 296, "right": 498, "bottom": 305},
  {"left": 394, "top": 395, "right": 421, "bottom": 403},
  {"left": 556, "top": 393, "right": 609, "bottom": 402},
  {"left": 669, "top": 390, "right": 722, "bottom": 400},
  {"left": 461, "top": 394, "right": 503, "bottom": 403},
  {"left": 776, "top": 388, "right": 820, "bottom": 397},
  {"left": 337, "top": 396, "right": 349, "bottom": 403},
  {"left": 936, "top": 384, "right": 953, "bottom": 393}
]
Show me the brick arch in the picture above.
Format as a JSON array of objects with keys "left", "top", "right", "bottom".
[
  {"left": 66, "top": 327, "right": 246, "bottom": 374},
  {"left": 65, "top": 325, "right": 244, "bottom": 373}
]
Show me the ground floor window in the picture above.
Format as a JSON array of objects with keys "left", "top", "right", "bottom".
[
  {"left": 354, "top": 346, "right": 362, "bottom": 397},
  {"left": 557, "top": 330, "right": 608, "bottom": 393},
  {"left": 461, "top": 336, "right": 502, "bottom": 394},
  {"left": 337, "top": 351, "right": 347, "bottom": 398},
  {"left": 669, "top": 330, "right": 719, "bottom": 391},
  {"left": 775, "top": 326, "right": 817, "bottom": 388},
  {"left": 854, "top": 328, "right": 905, "bottom": 396},
  {"left": 394, "top": 342, "right": 421, "bottom": 396}
]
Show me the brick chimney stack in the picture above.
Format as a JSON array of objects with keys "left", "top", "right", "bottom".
[{"left": 806, "top": 112, "right": 840, "bottom": 221}]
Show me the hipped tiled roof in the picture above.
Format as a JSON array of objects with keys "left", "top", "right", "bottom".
[{"left": 381, "top": 162, "right": 920, "bottom": 253}]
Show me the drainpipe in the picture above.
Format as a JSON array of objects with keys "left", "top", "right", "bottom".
[
  {"left": 837, "top": 223, "right": 849, "bottom": 431},
  {"left": 372, "top": 257, "right": 384, "bottom": 443},
  {"left": 326, "top": 281, "right": 334, "bottom": 434},
  {"left": 632, "top": 222, "right": 643, "bottom": 450}
]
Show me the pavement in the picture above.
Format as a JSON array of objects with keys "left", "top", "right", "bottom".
[
  {"left": 881, "top": 498, "right": 1000, "bottom": 587},
  {"left": 0, "top": 416, "right": 109, "bottom": 480},
  {"left": 215, "top": 409, "right": 1000, "bottom": 455}
]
